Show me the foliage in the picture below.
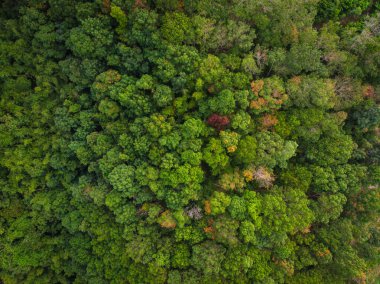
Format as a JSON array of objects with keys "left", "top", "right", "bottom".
[{"left": 0, "top": 1, "right": 379, "bottom": 283}]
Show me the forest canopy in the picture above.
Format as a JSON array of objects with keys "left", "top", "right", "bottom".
[{"left": 0, "top": 0, "right": 379, "bottom": 283}]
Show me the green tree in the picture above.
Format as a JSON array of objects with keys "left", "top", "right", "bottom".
[
  {"left": 203, "top": 138, "right": 229, "bottom": 175},
  {"left": 191, "top": 241, "right": 226, "bottom": 276}
]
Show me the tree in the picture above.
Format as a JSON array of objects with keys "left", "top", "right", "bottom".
[
  {"left": 311, "top": 193, "right": 347, "bottom": 224},
  {"left": 240, "top": 221, "right": 257, "bottom": 243},
  {"left": 254, "top": 131, "right": 298, "bottom": 169},
  {"left": 317, "top": 0, "right": 371, "bottom": 21},
  {"left": 212, "top": 215, "right": 240, "bottom": 246},
  {"left": 252, "top": 166, "right": 275, "bottom": 188},
  {"left": 110, "top": 4, "right": 127, "bottom": 39},
  {"left": 161, "top": 12, "right": 195, "bottom": 44},
  {"left": 249, "top": 76, "right": 288, "bottom": 114},
  {"left": 171, "top": 243, "right": 191, "bottom": 268},
  {"left": 279, "top": 165, "right": 312, "bottom": 192},
  {"left": 208, "top": 89, "right": 236, "bottom": 115},
  {"left": 66, "top": 17, "right": 113, "bottom": 59},
  {"left": 219, "top": 130, "right": 240, "bottom": 153},
  {"left": 191, "top": 241, "right": 226, "bottom": 276},
  {"left": 206, "top": 114, "right": 230, "bottom": 130},
  {"left": 203, "top": 138, "right": 229, "bottom": 175},
  {"left": 108, "top": 165, "right": 138, "bottom": 198},
  {"left": 306, "top": 133, "right": 355, "bottom": 166},
  {"left": 153, "top": 84, "right": 173, "bottom": 107},
  {"left": 228, "top": 195, "right": 247, "bottom": 220},
  {"left": 234, "top": 135, "right": 257, "bottom": 165},
  {"left": 231, "top": 111, "right": 252, "bottom": 133},
  {"left": 285, "top": 29, "right": 325, "bottom": 75},
  {"left": 208, "top": 191, "right": 231, "bottom": 216},
  {"left": 241, "top": 53, "right": 261, "bottom": 76},
  {"left": 286, "top": 76, "right": 336, "bottom": 109},
  {"left": 181, "top": 118, "right": 207, "bottom": 139}
]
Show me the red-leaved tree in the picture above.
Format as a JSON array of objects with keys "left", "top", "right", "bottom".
[{"left": 207, "top": 114, "right": 230, "bottom": 130}]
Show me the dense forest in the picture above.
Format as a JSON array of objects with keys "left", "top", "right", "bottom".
[{"left": 0, "top": 0, "right": 379, "bottom": 283}]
